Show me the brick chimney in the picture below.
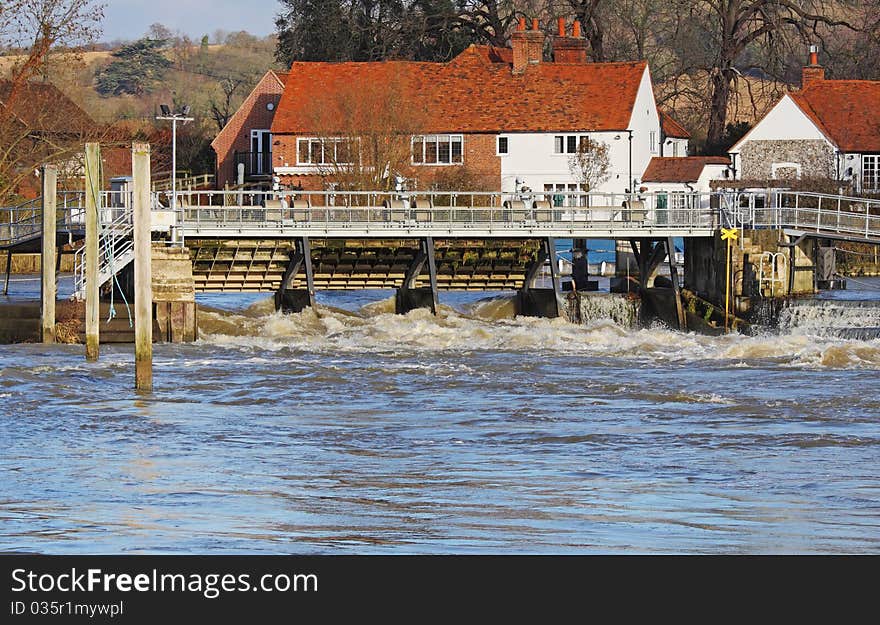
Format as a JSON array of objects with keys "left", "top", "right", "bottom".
[
  {"left": 511, "top": 17, "right": 545, "bottom": 74},
  {"left": 553, "top": 19, "right": 588, "bottom": 63},
  {"left": 802, "top": 44, "right": 825, "bottom": 90}
]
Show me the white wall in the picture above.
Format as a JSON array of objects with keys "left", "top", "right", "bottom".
[
  {"left": 499, "top": 66, "right": 661, "bottom": 195},
  {"left": 730, "top": 95, "right": 832, "bottom": 153},
  {"left": 498, "top": 130, "right": 633, "bottom": 195},
  {"left": 663, "top": 138, "right": 689, "bottom": 157},
  {"left": 696, "top": 164, "right": 733, "bottom": 192},
  {"left": 627, "top": 66, "right": 663, "bottom": 188}
]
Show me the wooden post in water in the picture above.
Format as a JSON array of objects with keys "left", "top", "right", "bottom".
[
  {"left": 84, "top": 142, "right": 101, "bottom": 361},
  {"left": 41, "top": 165, "right": 57, "bottom": 343},
  {"left": 132, "top": 143, "right": 153, "bottom": 391}
]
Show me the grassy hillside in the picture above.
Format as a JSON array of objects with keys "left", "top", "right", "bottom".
[{"left": 1, "top": 36, "right": 279, "bottom": 176}]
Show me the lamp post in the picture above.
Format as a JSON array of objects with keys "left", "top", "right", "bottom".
[{"left": 155, "top": 104, "right": 193, "bottom": 210}]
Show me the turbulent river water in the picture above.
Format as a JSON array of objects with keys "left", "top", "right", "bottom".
[{"left": 1, "top": 277, "right": 879, "bottom": 554}]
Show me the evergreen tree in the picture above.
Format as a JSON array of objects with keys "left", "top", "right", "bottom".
[{"left": 95, "top": 38, "right": 172, "bottom": 96}]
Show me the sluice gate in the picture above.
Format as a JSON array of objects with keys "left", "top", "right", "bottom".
[{"left": 5, "top": 184, "right": 880, "bottom": 343}]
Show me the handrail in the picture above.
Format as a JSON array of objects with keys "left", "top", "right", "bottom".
[{"left": 72, "top": 192, "right": 135, "bottom": 299}]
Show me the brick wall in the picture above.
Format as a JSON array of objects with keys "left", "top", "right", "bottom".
[
  {"left": 740, "top": 139, "right": 835, "bottom": 180},
  {"left": 211, "top": 72, "right": 285, "bottom": 188},
  {"left": 274, "top": 133, "right": 501, "bottom": 191}
]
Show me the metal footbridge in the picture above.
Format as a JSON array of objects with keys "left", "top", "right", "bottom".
[{"left": 3, "top": 188, "right": 880, "bottom": 299}]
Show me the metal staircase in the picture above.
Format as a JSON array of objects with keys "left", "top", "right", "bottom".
[{"left": 73, "top": 207, "right": 135, "bottom": 300}]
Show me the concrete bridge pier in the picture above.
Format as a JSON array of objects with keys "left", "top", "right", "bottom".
[
  {"left": 396, "top": 237, "right": 439, "bottom": 315},
  {"left": 275, "top": 236, "right": 316, "bottom": 314},
  {"left": 517, "top": 237, "right": 560, "bottom": 318}
]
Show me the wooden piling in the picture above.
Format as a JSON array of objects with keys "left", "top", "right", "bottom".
[
  {"left": 41, "top": 165, "right": 57, "bottom": 343},
  {"left": 84, "top": 142, "right": 100, "bottom": 361},
  {"left": 132, "top": 143, "right": 153, "bottom": 391}
]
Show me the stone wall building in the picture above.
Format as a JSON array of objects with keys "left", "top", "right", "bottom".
[{"left": 729, "top": 48, "right": 880, "bottom": 193}]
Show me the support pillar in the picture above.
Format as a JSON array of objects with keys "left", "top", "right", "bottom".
[
  {"left": 517, "top": 237, "right": 559, "bottom": 318},
  {"left": 275, "top": 237, "right": 316, "bottom": 313},
  {"left": 396, "top": 237, "right": 439, "bottom": 314},
  {"left": 41, "top": 165, "right": 57, "bottom": 343},
  {"left": 132, "top": 143, "right": 152, "bottom": 391},
  {"left": 84, "top": 142, "right": 100, "bottom": 362},
  {"left": 3, "top": 249, "right": 11, "bottom": 295},
  {"left": 667, "top": 237, "right": 687, "bottom": 331}
]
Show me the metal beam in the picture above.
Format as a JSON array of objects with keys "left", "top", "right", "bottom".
[
  {"left": 274, "top": 236, "right": 315, "bottom": 313},
  {"left": 300, "top": 236, "right": 316, "bottom": 310},
  {"left": 3, "top": 249, "right": 11, "bottom": 295},
  {"left": 667, "top": 237, "right": 687, "bottom": 331},
  {"left": 396, "top": 237, "right": 438, "bottom": 315},
  {"left": 546, "top": 237, "right": 560, "bottom": 297},
  {"left": 423, "top": 237, "right": 439, "bottom": 315}
]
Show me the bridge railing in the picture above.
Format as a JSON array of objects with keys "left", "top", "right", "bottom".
[
  {"left": 0, "top": 192, "right": 92, "bottom": 247},
  {"left": 166, "top": 190, "right": 720, "bottom": 231},
  {"left": 721, "top": 190, "right": 880, "bottom": 239}
]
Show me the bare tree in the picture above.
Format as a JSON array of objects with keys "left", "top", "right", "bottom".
[
  {"left": 0, "top": 0, "right": 104, "bottom": 202},
  {"left": 303, "top": 77, "right": 428, "bottom": 191},
  {"left": 456, "top": 0, "right": 521, "bottom": 47},
  {"left": 0, "top": 0, "right": 104, "bottom": 109},
  {"left": 568, "top": 137, "right": 610, "bottom": 191},
  {"left": 669, "top": 0, "right": 853, "bottom": 152}
]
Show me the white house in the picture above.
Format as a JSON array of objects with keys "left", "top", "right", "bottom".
[
  {"left": 729, "top": 49, "right": 880, "bottom": 193},
  {"left": 268, "top": 18, "right": 690, "bottom": 200}
]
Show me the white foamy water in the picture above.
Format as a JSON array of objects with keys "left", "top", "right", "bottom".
[{"left": 196, "top": 294, "right": 880, "bottom": 370}]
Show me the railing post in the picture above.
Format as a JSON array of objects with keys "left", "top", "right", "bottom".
[
  {"left": 132, "top": 143, "right": 153, "bottom": 391},
  {"left": 41, "top": 165, "right": 57, "bottom": 343},
  {"left": 84, "top": 142, "right": 101, "bottom": 362}
]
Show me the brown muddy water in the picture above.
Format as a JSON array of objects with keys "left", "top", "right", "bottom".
[{"left": 1, "top": 276, "right": 879, "bottom": 553}]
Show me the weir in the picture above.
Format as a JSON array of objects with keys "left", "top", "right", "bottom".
[{"left": 5, "top": 167, "right": 880, "bottom": 343}]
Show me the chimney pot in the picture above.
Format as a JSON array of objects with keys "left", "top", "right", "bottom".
[
  {"left": 511, "top": 18, "right": 546, "bottom": 73},
  {"left": 802, "top": 45, "right": 824, "bottom": 88},
  {"left": 553, "top": 19, "right": 588, "bottom": 63},
  {"left": 517, "top": 17, "right": 526, "bottom": 31},
  {"left": 532, "top": 18, "right": 539, "bottom": 31},
  {"left": 558, "top": 17, "right": 566, "bottom": 38}
]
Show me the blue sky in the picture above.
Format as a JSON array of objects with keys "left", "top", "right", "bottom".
[{"left": 102, "top": 0, "right": 279, "bottom": 42}]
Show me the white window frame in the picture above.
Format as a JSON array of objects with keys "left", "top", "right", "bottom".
[
  {"left": 543, "top": 182, "right": 587, "bottom": 207},
  {"left": 497, "top": 136, "right": 509, "bottom": 156},
  {"left": 296, "top": 137, "right": 355, "bottom": 166},
  {"left": 863, "top": 155, "right": 879, "bottom": 191},
  {"left": 553, "top": 134, "right": 591, "bottom": 155},
  {"left": 649, "top": 131, "right": 658, "bottom": 154},
  {"left": 411, "top": 134, "right": 464, "bottom": 165}
]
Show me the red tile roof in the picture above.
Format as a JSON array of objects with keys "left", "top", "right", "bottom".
[
  {"left": 642, "top": 156, "right": 730, "bottom": 183},
  {"left": 0, "top": 80, "right": 95, "bottom": 135},
  {"left": 659, "top": 110, "right": 689, "bottom": 139},
  {"left": 790, "top": 80, "right": 880, "bottom": 152},
  {"left": 271, "top": 45, "right": 648, "bottom": 135}
]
